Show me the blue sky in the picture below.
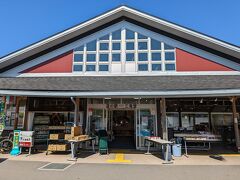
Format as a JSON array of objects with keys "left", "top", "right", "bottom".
[{"left": 0, "top": 0, "right": 239, "bottom": 57}]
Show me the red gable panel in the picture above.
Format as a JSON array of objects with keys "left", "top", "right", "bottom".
[
  {"left": 22, "top": 51, "right": 73, "bottom": 73},
  {"left": 176, "top": 49, "right": 233, "bottom": 71}
]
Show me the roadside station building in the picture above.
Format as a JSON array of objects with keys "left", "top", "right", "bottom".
[{"left": 0, "top": 6, "right": 239, "bottom": 151}]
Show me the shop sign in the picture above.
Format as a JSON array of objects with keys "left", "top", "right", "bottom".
[
  {"left": 117, "top": 104, "right": 126, "bottom": 109},
  {"left": 10, "top": 130, "right": 21, "bottom": 156},
  {"left": 19, "top": 131, "right": 34, "bottom": 148},
  {"left": 107, "top": 104, "right": 136, "bottom": 109},
  {"left": 13, "top": 130, "right": 20, "bottom": 148}
]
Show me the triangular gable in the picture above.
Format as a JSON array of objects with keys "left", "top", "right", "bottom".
[
  {"left": 0, "top": 6, "right": 239, "bottom": 74},
  {"left": 176, "top": 49, "right": 233, "bottom": 71},
  {"left": 22, "top": 51, "right": 73, "bottom": 73},
  {"left": 7, "top": 21, "right": 238, "bottom": 75}
]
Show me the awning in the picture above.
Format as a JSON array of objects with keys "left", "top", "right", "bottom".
[{"left": 0, "top": 75, "right": 240, "bottom": 97}]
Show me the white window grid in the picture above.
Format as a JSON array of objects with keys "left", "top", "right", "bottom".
[{"left": 72, "top": 28, "right": 176, "bottom": 73}]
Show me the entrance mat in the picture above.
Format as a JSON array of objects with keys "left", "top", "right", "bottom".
[{"left": 38, "top": 163, "right": 73, "bottom": 171}]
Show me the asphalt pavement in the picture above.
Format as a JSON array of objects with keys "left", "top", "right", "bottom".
[{"left": 0, "top": 159, "right": 240, "bottom": 180}]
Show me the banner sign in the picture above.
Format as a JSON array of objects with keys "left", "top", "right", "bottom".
[
  {"left": 10, "top": 130, "right": 21, "bottom": 156},
  {"left": 0, "top": 101, "right": 4, "bottom": 113}
]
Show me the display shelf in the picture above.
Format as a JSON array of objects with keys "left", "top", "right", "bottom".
[
  {"left": 46, "top": 138, "right": 70, "bottom": 155},
  {"left": 32, "top": 116, "right": 50, "bottom": 150},
  {"left": 49, "top": 126, "right": 71, "bottom": 130},
  {"left": 45, "top": 126, "right": 72, "bottom": 155}
]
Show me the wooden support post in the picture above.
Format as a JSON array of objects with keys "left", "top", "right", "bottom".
[
  {"left": 13, "top": 97, "right": 21, "bottom": 130},
  {"left": 76, "top": 98, "right": 80, "bottom": 126},
  {"left": 2, "top": 96, "right": 7, "bottom": 114},
  {"left": 160, "top": 98, "right": 168, "bottom": 140},
  {"left": 231, "top": 97, "right": 240, "bottom": 152},
  {"left": 156, "top": 99, "right": 162, "bottom": 137},
  {"left": 23, "top": 97, "right": 29, "bottom": 130}
]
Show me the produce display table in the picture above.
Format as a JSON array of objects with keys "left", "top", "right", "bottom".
[
  {"left": 68, "top": 137, "right": 96, "bottom": 161},
  {"left": 174, "top": 133, "right": 222, "bottom": 157},
  {"left": 145, "top": 137, "right": 173, "bottom": 164}
]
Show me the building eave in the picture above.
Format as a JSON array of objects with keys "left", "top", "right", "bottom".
[{"left": 1, "top": 89, "right": 240, "bottom": 98}]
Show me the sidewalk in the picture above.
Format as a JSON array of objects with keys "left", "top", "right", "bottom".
[{"left": 1, "top": 151, "right": 240, "bottom": 165}]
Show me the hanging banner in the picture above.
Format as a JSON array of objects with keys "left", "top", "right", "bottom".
[
  {"left": 0, "top": 124, "right": 4, "bottom": 131},
  {"left": 0, "top": 101, "right": 4, "bottom": 113},
  {"left": 10, "top": 130, "right": 21, "bottom": 156}
]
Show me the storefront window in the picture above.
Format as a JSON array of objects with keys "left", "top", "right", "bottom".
[
  {"left": 181, "top": 113, "right": 194, "bottom": 130},
  {"left": 167, "top": 113, "right": 179, "bottom": 129},
  {"left": 181, "top": 113, "right": 209, "bottom": 131},
  {"left": 140, "top": 109, "right": 155, "bottom": 136},
  {"left": 29, "top": 98, "right": 74, "bottom": 111},
  {"left": 90, "top": 109, "right": 104, "bottom": 133},
  {"left": 17, "top": 99, "right": 27, "bottom": 128},
  {"left": 211, "top": 113, "right": 234, "bottom": 141},
  {"left": 195, "top": 114, "right": 209, "bottom": 125},
  {"left": 136, "top": 109, "right": 156, "bottom": 148},
  {"left": 211, "top": 114, "right": 233, "bottom": 126},
  {"left": 33, "top": 112, "right": 74, "bottom": 126},
  {"left": 5, "top": 107, "right": 15, "bottom": 127}
]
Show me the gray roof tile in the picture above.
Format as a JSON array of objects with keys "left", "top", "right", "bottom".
[{"left": 0, "top": 75, "right": 239, "bottom": 92}]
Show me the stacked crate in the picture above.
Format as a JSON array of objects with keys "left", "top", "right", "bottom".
[{"left": 47, "top": 126, "right": 89, "bottom": 153}]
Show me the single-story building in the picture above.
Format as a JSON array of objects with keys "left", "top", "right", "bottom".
[{"left": 0, "top": 6, "right": 239, "bottom": 151}]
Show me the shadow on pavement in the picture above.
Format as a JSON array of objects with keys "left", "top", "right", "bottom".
[
  {"left": 209, "top": 155, "right": 226, "bottom": 161},
  {"left": 0, "top": 158, "right": 7, "bottom": 163},
  {"left": 77, "top": 151, "right": 96, "bottom": 158}
]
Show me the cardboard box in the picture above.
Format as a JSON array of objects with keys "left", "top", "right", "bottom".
[
  {"left": 73, "top": 135, "right": 89, "bottom": 141},
  {"left": 71, "top": 126, "right": 82, "bottom": 137},
  {"left": 56, "top": 144, "right": 70, "bottom": 151},
  {"left": 49, "top": 133, "right": 64, "bottom": 140},
  {"left": 48, "top": 144, "right": 57, "bottom": 151},
  {"left": 49, "top": 126, "right": 66, "bottom": 130},
  {"left": 64, "top": 134, "right": 73, "bottom": 140}
]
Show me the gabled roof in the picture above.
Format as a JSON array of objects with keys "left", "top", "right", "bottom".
[{"left": 0, "top": 6, "right": 239, "bottom": 73}]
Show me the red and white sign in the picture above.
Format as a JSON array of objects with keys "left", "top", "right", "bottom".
[{"left": 19, "top": 131, "right": 34, "bottom": 148}]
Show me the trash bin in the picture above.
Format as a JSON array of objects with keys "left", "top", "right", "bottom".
[
  {"left": 162, "top": 146, "right": 172, "bottom": 161},
  {"left": 99, "top": 137, "right": 108, "bottom": 155},
  {"left": 172, "top": 144, "right": 182, "bottom": 157}
]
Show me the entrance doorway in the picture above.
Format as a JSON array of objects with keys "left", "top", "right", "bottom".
[{"left": 109, "top": 110, "right": 135, "bottom": 149}]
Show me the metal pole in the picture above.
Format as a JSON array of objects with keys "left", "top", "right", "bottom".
[
  {"left": 231, "top": 97, "right": 240, "bottom": 152},
  {"left": 70, "top": 97, "right": 78, "bottom": 127}
]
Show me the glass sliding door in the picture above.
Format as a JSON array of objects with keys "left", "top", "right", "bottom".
[
  {"left": 136, "top": 109, "right": 157, "bottom": 149},
  {"left": 88, "top": 108, "right": 108, "bottom": 136},
  {"left": 107, "top": 110, "right": 113, "bottom": 140}
]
